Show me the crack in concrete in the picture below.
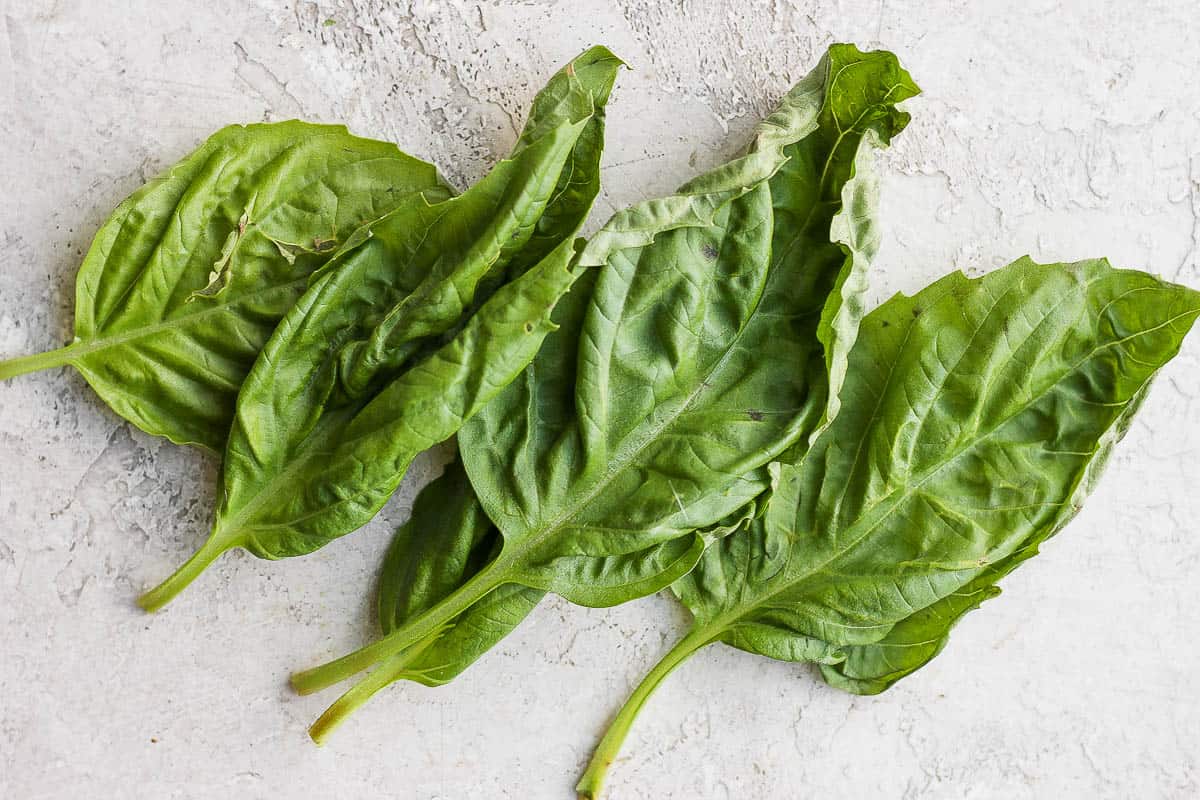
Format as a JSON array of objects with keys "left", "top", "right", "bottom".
[{"left": 233, "top": 41, "right": 304, "bottom": 118}]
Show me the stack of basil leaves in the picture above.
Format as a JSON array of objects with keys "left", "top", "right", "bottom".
[{"left": 1, "top": 43, "right": 1197, "bottom": 800}]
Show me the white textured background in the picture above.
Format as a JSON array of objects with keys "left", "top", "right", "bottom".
[{"left": 2, "top": 1, "right": 1199, "bottom": 798}]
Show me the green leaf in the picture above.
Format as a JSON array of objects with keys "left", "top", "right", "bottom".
[
  {"left": 290, "top": 44, "right": 918, "bottom": 729},
  {"left": 820, "top": 365, "right": 1155, "bottom": 694},
  {"left": 135, "top": 46, "right": 623, "bottom": 611},
  {"left": 0, "top": 122, "right": 448, "bottom": 449},
  {"left": 464, "top": 44, "right": 916, "bottom": 609},
  {"left": 575, "top": 257, "right": 1200, "bottom": 798},
  {"left": 335, "top": 47, "right": 624, "bottom": 397},
  {"left": 722, "top": 259, "right": 1198, "bottom": 655}
]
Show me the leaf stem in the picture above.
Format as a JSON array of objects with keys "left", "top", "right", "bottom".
[
  {"left": 308, "top": 634, "right": 440, "bottom": 743},
  {"left": 307, "top": 649, "right": 421, "bottom": 744},
  {"left": 0, "top": 344, "right": 78, "bottom": 381},
  {"left": 575, "top": 626, "right": 713, "bottom": 800},
  {"left": 136, "top": 528, "right": 241, "bottom": 612},
  {"left": 290, "top": 557, "right": 506, "bottom": 695}
]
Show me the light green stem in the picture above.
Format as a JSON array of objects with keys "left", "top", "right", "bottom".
[
  {"left": 137, "top": 529, "right": 242, "bottom": 612},
  {"left": 290, "top": 558, "right": 506, "bottom": 695},
  {"left": 0, "top": 344, "right": 78, "bottom": 380},
  {"left": 307, "top": 633, "right": 436, "bottom": 744},
  {"left": 575, "top": 627, "right": 712, "bottom": 800}
]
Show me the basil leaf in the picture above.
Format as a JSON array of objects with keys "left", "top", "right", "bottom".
[
  {"left": 0, "top": 122, "right": 448, "bottom": 450},
  {"left": 136, "top": 46, "right": 623, "bottom": 610},
  {"left": 575, "top": 258, "right": 1200, "bottom": 798},
  {"left": 818, "top": 306, "right": 1156, "bottom": 694},
  {"left": 290, "top": 45, "right": 918, "bottom": 726},
  {"left": 463, "top": 44, "right": 914, "bottom": 607}
]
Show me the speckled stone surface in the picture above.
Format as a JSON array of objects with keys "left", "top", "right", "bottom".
[{"left": 2, "top": 1, "right": 1198, "bottom": 798}]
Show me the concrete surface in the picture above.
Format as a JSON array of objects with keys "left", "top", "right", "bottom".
[{"left": 2, "top": 1, "right": 1199, "bottom": 798}]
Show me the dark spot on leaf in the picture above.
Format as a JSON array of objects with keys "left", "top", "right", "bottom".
[
  {"left": 701, "top": 243, "right": 719, "bottom": 260},
  {"left": 748, "top": 409, "right": 764, "bottom": 421},
  {"left": 881, "top": 320, "right": 890, "bottom": 328},
  {"left": 912, "top": 307, "right": 922, "bottom": 318},
  {"left": 524, "top": 322, "right": 534, "bottom": 333}
]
